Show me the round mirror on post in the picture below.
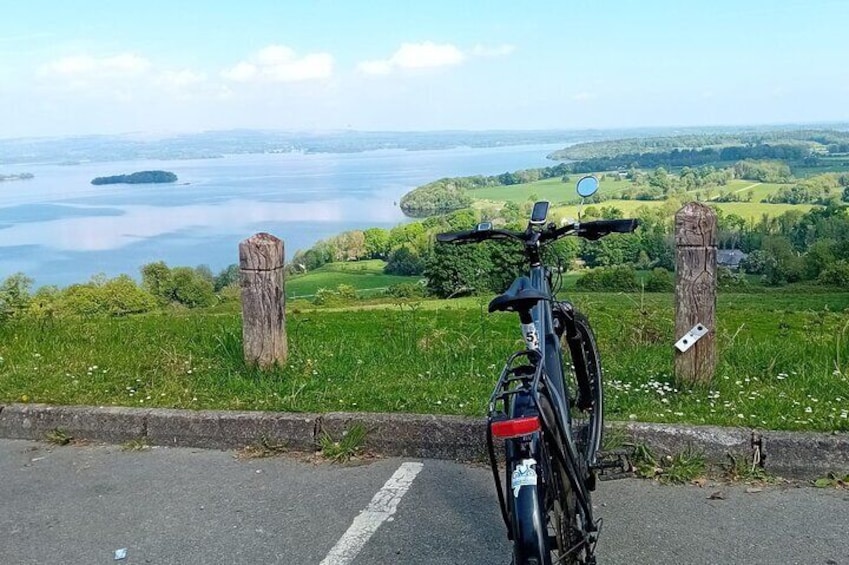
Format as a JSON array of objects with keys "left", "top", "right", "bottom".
[{"left": 576, "top": 175, "right": 599, "bottom": 198}]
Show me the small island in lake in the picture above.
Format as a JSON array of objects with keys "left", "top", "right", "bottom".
[{"left": 91, "top": 170, "right": 178, "bottom": 185}]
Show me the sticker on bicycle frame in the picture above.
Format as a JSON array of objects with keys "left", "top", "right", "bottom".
[
  {"left": 521, "top": 323, "right": 540, "bottom": 351},
  {"left": 511, "top": 458, "right": 538, "bottom": 497}
]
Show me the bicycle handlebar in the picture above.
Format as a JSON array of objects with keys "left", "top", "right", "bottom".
[
  {"left": 575, "top": 218, "right": 640, "bottom": 241},
  {"left": 436, "top": 218, "right": 639, "bottom": 246}
]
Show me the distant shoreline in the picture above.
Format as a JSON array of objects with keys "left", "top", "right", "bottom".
[{"left": 0, "top": 173, "right": 34, "bottom": 182}]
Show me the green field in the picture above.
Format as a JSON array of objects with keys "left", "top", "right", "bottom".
[
  {"left": 2, "top": 291, "right": 847, "bottom": 433},
  {"left": 471, "top": 174, "right": 627, "bottom": 204},
  {"left": 286, "top": 260, "right": 421, "bottom": 298},
  {"left": 470, "top": 175, "right": 814, "bottom": 221}
]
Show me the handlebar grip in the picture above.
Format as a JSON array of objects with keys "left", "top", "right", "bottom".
[
  {"left": 436, "top": 230, "right": 477, "bottom": 243},
  {"left": 594, "top": 219, "right": 640, "bottom": 233},
  {"left": 578, "top": 219, "right": 640, "bottom": 240}
]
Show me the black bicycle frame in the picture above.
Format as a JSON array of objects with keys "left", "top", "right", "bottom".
[{"left": 486, "top": 260, "right": 597, "bottom": 543}]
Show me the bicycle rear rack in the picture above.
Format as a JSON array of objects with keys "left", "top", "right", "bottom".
[
  {"left": 485, "top": 348, "right": 599, "bottom": 547},
  {"left": 486, "top": 350, "right": 544, "bottom": 538}
]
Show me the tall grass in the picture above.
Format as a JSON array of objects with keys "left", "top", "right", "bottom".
[{"left": 1, "top": 292, "right": 847, "bottom": 432}]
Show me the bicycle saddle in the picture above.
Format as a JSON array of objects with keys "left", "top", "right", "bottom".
[{"left": 488, "top": 276, "right": 549, "bottom": 314}]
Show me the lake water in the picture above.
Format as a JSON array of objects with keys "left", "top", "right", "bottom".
[{"left": 0, "top": 144, "right": 566, "bottom": 286}]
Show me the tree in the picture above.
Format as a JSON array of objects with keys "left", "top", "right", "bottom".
[
  {"left": 760, "top": 236, "right": 804, "bottom": 285},
  {"left": 363, "top": 228, "right": 390, "bottom": 258},
  {"left": 214, "top": 264, "right": 240, "bottom": 291},
  {"left": 805, "top": 240, "right": 836, "bottom": 279},
  {"left": 384, "top": 246, "right": 425, "bottom": 276},
  {"left": 140, "top": 261, "right": 215, "bottom": 307},
  {"left": 425, "top": 243, "right": 493, "bottom": 298},
  {"left": 649, "top": 167, "right": 670, "bottom": 192},
  {"left": 141, "top": 261, "right": 171, "bottom": 299},
  {"left": 167, "top": 267, "right": 216, "bottom": 308}
]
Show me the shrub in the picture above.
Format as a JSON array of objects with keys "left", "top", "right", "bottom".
[
  {"left": 335, "top": 284, "right": 358, "bottom": 301},
  {"left": 818, "top": 261, "right": 849, "bottom": 288},
  {"left": 643, "top": 268, "right": 673, "bottom": 292},
  {"left": 58, "top": 275, "right": 158, "bottom": 316},
  {"left": 387, "top": 282, "right": 426, "bottom": 299},
  {"left": 0, "top": 273, "right": 33, "bottom": 321},
  {"left": 141, "top": 262, "right": 215, "bottom": 308},
  {"left": 575, "top": 266, "right": 639, "bottom": 292},
  {"left": 167, "top": 267, "right": 216, "bottom": 308},
  {"left": 217, "top": 283, "right": 241, "bottom": 303},
  {"left": 717, "top": 267, "right": 750, "bottom": 291}
]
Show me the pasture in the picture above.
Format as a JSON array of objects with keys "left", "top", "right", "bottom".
[
  {"left": 286, "top": 260, "right": 421, "bottom": 298},
  {"left": 470, "top": 175, "right": 814, "bottom": 221}
]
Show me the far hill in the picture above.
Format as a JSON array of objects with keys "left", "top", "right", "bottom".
[{"left": 91, "top": 170, "right": 178, "bottom": 185}]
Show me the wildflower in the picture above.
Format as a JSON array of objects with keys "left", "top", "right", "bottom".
[{"left": 805, "top": 407, "right": 813, "bottom": 414}]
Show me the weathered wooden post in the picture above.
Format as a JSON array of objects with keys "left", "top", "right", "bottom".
[
  {"left": 239, "top": 233, "right": 287, "bottom": 368},
  {"left": 674, "top": 203, "right": 717, "bottom": 385}
]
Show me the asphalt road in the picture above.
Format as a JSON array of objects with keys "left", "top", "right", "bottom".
[{"left": 1, "top": 439, "right": 847, "bottom": 565}]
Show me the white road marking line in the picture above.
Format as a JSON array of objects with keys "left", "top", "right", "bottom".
[{"left": 319, "top": 461, "right": 424, "bottom": 565}]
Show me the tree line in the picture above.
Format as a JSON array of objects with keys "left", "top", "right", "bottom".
[
  {"left": 548, "top": 129, "right": 849, "bottom": 161},
  {"left": 0, "top": 262, "right": 240, "bottom": 321}
]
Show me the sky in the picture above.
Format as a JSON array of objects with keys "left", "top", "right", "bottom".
[{"left": 1, "top": 0, "right": 848, "bottom": 138}]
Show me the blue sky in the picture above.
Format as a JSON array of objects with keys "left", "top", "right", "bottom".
[{"left": 1, "top": 0, "right": 847, "bottom": 137}]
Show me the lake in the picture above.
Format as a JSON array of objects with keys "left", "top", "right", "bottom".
[{"left": 0, "top": 144, "right": 567, "bottom": 286}]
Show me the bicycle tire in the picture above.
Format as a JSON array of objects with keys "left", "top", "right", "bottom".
[
  {"left": 545, "top": 309, "right": 603, "bottom": 564},
  {"left": 538, "top": 393, "right": 584, "bottom": 565},
  {"left": 562, "top": 310, "right": 604, "bottom": 474}
]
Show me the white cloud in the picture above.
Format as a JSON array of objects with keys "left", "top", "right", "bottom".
[
  {"left": 391, "top": 42, "right": 465, "bottom": 69},
  {"left": 358, "top": 41, "right": 465, "bottom": 75},
  {"left": 222, "top": 45, "right": 333, "bottom": 83},
  {"left": 358, "top": 41, "right": 514, "bottom": 75},
  {"left": 357, "top": 60, "right": 392, "bottom": 76},
  {"left": 44, "top": 53, "right": 151, "bottom": 77},
  {"left": 471, "top": 43, "right": 516, "bottom": 57},
  {"left": 572, "top": 92, "right": 595, "bottom": 102},
  {"left": 157, "top": 69, "right": 207, "bottom": 88}
]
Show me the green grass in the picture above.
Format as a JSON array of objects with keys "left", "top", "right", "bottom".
[
  {"left": 286, "top": 260, "right": 421, "bottom": 298},
  {"left": 1, "top": 291, "right": 848, "bottom": 433},
  {"left": 471, "top": 174, "right": 628, "bottom": 205},
  {"left": 470, "top": 174, "right": 815, "bottom": 221}
]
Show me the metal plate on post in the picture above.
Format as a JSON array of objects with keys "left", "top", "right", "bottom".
[{"left": 674, "top": 323, "right": 709, "bottom": 353}]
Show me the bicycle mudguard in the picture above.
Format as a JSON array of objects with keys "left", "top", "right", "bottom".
[{"left": 506, "top": 434, "right": 551, "bottom": 565}]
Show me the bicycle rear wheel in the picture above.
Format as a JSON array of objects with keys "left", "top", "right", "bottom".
[{"left": 562, "top": 310, "right": 604, "bottom": 474}]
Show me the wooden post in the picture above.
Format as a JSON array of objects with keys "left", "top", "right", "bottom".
[
  {"left": 239, "top": 233, "right": 287, "bottom": 368},
  {"left": 674, "top": 203, "right": 717, "bottom": 385}
]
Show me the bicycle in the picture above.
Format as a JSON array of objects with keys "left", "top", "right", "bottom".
[{"left": 436, "top": 176, "right": 638, "bottom": 564}]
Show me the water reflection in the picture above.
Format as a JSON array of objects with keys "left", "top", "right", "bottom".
[{"left": 0, "top": 197, "right": 400, "bottom": 252}]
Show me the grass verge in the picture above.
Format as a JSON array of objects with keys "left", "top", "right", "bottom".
[{"left": 1, "top": 292, "right": 847, "bottom": 433}]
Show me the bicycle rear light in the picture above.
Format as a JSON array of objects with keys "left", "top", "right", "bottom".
[{"left": 490, "top": 416, "right": 541, "bottom": 439}]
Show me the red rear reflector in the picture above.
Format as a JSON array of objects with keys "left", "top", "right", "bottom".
[{"left": 491, "top": 416, "right": 541, "bottom": 439}]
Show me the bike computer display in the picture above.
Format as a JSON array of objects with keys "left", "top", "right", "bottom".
[{"left": 530, "top": 201, "right": 549, "bottom": 224}]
